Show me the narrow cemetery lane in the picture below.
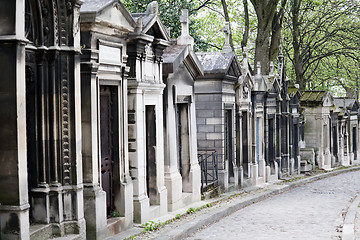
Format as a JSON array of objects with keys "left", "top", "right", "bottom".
[{"left": 188, "top": 171, "right": 360, "bottom": 240}]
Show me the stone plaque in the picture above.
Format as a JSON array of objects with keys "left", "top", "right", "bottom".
[{"left": 99, "top": 44, "right": 121, "bottom": 65}]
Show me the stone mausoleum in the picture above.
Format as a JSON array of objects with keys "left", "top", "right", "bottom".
[{"left": 1, "top": 1, "right": 360, "bottom": 239}]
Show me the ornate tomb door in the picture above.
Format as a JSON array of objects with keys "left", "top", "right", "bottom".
[
  {"left": 225, "top": 109, "right": 234, "bottom": 182},
  {"left": 100, "top": 86, "right": 115, "bottom": 214}
]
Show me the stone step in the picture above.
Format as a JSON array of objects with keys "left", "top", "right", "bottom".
[{"left": 52, "top": 234, "right": 83, "bottom": 240}]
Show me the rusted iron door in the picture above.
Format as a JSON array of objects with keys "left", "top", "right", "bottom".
[
  {"left": 225, "top": 109, "right": 234, "bottom": 180},
  {"left": 100, "top": 86, "right": 114, "bottom": 214},
  {"left": 145, "top": 105, "right": 157, "bottom": 205}
]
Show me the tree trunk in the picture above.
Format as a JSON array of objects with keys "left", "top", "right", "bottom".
[
  {"left": 251, "top": 0, "right": 280, "bottom": 75},
  {"left": 291, "top": 0, "right": 305, "bottom": 90},
  {"left": 241, "top": 0, "right": 250, "bottom": 49},
  {"left": 269, "top": 0, "right": 287, "bottom": 63}
]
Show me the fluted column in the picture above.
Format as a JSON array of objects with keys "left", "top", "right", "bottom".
[{"left": 0, "top": 1, "right": 30, "bottom": 239}]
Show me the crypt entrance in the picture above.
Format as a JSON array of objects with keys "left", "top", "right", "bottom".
[{"left": 25, "top": 0, "right": 84, "bottom": 237}]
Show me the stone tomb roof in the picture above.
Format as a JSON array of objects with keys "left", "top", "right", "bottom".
[
  {"left": 333, "top": 97, "right": 359, "bottom": 115},
  {"left": 163, "top": 45, "right": 187, "bottom": 64},
  {"left": 300, "top": 90, "right": 333, "bottom": 107},
  {"left": 195, "top": 52, "right": 238, "bottom": 75},
  {"left": 130, "top": 2, "right": 170, "bottom": 41},
  {"left": 80, "top": 0, "right": 114, "bottom": 12},
  {"left": 163, "top": 45, "right": 203, "bottom": 77},
  {"left": 333, "top": 98, "right": 357, "bottom": 109},
  {"left": 288, "top": 85, "right": 301, "bottom": 99},
  {"left": 80, "top": 0, "right": 136, "bottom": 31}
]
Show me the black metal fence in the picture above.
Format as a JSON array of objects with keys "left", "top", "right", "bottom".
[{"left": 198, "top": 150, "right": 219, "bottom": 193}]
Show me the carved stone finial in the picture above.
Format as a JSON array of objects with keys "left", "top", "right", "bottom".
[
  {"left": 222, "top": 22, "right": 232, "bottom": 53},
  {"left": 278, "top": 44, "right": 284, "bottom": 77},
  {"left": 278, "top": 44, "right": 284, "bottom": 63},
  {"left": 269, "top": 61, "right": 275, "bottom": 76},
  {"left": 279, "top": 44, "right": 284, "bottom": 57},
  {"left": 145, "top": 43, "right": 154, "bottom": 57},
  {"left": 242, "top": 47, "right": 248, "bottom": 72},
  {"left": 242, "top": 47, "right": 248, "bottom": 58},
  {"left": 135, "top": 16, "right": 143, "bottom": 33},
  {"left": 177, "top": 9, "right": 194, "bottom": 48},
  {"left": 146, "top": 1, "right": 158, "bottom": 15},
  {"left": 256, "top": 62, "right": 261, "bottom": 75}
]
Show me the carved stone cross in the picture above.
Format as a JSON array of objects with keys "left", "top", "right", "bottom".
[
  {"left": 222, "top": 22, "right": 232, "bottom": 53},
  {"left": 177, "top": 9, "right": 194, "bottom": 48},
  {"left": 180, "top": 9, "right": 190, "bottom": 37}
]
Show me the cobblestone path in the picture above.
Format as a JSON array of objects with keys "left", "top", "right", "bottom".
[{"left": 188, "top": 171, "right": 360, "bottom": 240}]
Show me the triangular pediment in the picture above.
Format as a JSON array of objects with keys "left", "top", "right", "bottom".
[
  {"left": 323, "top": 94, "right": 334, "bottom": 107},
  {"left": 269, "top": 77, "right": 281, "bottom": 94},
  {"left": 226, "top": 57, "right": 241, "bottom": 78},
  {"left": 144, "top": 16, "right": 170, "bottom": 41},
  {"left": 81, "top": 0, "right": 136, "bottom": 31},
  {"left": 102, "top": 3, "right": 135, "bottom": 27},
  {"left": 351, "top": 100, "right": 359, "bottom": 111}
]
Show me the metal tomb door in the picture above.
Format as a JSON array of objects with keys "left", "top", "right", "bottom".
[{"left": 100, "top": 86, "right": 114, "bottom": 214}]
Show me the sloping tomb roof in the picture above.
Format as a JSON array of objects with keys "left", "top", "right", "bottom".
[
  {"left": 195, "top": 52, "right": 234, "bottom": 74},
  {"left": 163, "top": 45, "right": 187, "bottom": 64},
  {"left": 300, "top": 91, "right": 328, "bottom": 104},
  {"left": 80, "top": 0, "right": 113, "bottom": 12}
]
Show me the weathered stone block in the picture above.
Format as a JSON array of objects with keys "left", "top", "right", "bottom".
[
  {"left": 197, "top": 125, "right": 215, "bottom": 133},
  {"left": 196, "top": 110, "right": 214, "bottom": 118},
  {"left": 196, "top": 94, "right": 222, "bottom": 102},
  {"left": 197, "top": 140, "right": 215, "bottom": 149},
  {"left": 206, "top": 118, "right": 222, "bottom": 125},
  {"left": 196, "top": 102, "right": 221, "bottom": 110},
  {"left": 128, "top": 124, "right": 136, "bottom": 139},
  {"left": 213, "top": 109, "right": 223, "bottom": 117},
  {"left": 214, "top": 125, "right": 223, "bottom": 133},
  {"left": 206, "top": 133, "right": 222, "bottom": 140},
  {"left": 196, "top": 117, "right": 206, "bottom": 125},
  {"left": 214, "top": 140, "right": 224, "bottom": 148},
  {"left": 196, "top": 132, "right": 206, "bottom": 140}
]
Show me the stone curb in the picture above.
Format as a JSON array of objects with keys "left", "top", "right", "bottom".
[
  {"left": 153, "top": 166, "right": 360, "bottom": 240},
  {"left": 342, "top": 193, "right": 360, "bottom": 240}
]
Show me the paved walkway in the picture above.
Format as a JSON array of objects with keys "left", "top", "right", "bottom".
[
  {"left": 110, "top": 166, "right": 360, "bottom": 240},
  {"left": 188, "top": 170, "right": 360, "bottom": 240}
]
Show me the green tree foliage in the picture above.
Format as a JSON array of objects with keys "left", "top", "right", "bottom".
[
  {"left": 122, "top": 0, "right": 360, "bottom": 96},
  {"left": 250, "top": 0, "right": 287, "bottom": 74},
  {"left": 195, "top": 0, "right": 258, "bottom": 59},
  {"left": 122, "top": 0, "right": 215, "bottom": 51},
  {"left": 283, "top": 0, "right": 360, "bottom": 94}
]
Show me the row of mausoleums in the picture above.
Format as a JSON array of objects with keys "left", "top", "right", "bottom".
[{"left": 1, "top": 1, "right": 360, "bottom": 239}]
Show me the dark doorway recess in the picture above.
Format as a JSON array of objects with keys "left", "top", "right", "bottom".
[{"left": 100, "top": 86, "right": 119, "bottom": 216}]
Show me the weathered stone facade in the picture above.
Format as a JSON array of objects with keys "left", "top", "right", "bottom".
[
  {"left": 80, "top": 1, "right": 135, "bottom": 238},
  {"left": 333, "top": 98, "right": 360, "bottom": 166},
  {"left": 300, "top": 91, "right": 334, "bottom": 170},
  {"left": 162, "top": 10, "right": 202, "bottom": 212},
  {"left": 236, "top": 48, "right": 253, "bottom": 187},
  {"left": 126, "top": 2, "right": 169, "bottom": 224},
  {"left": 195, "top": 31, "right": 241, "bottom": 189},
  {"left": 0, "top": 0, "right": 85, "bottom": 239},
  {"left": 1, "top": 1, "right": 360, "bottom": 239}
]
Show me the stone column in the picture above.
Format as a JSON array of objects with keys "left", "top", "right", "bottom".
[
  {"left": 164, "top": 81, "right": 183, "bottom": 211},
  {"left": 80, "top": 52, "right": 107, "bottom": 239},
  {"left": 188, "top": 98, "right": 201, "bottom": 201},
  {"left": 61, "top": 0, "right": 86, "bottom": 236},
  {"left": 117, "top": 67, "right": 134, "bottom": 230},
  {"left": 0, "top": 1, "right": 30, "bottom": 239}
]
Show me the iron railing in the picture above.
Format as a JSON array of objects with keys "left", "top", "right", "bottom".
[{"left": 198, "top": 150, "right": 219, "bottom": 193}]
